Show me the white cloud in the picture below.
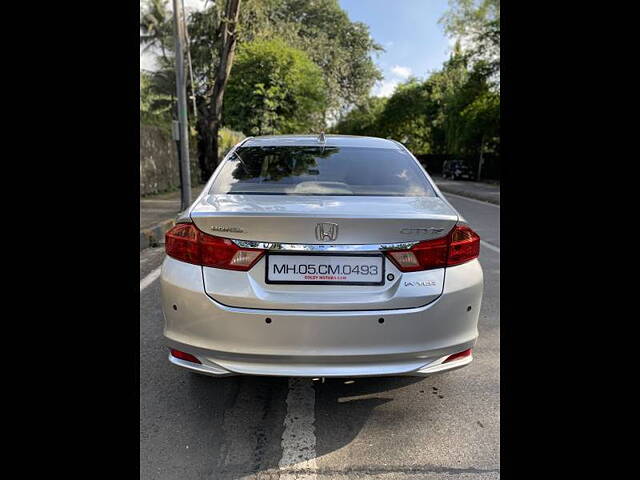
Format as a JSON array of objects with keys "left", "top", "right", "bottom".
[
  {"left": 390, "top": 65, "right": 412, "bottom": 79},
  {"left": 177, "top": 0, "right": 208, "bottom": 12},
  {"left": 371, "top": 79, "right": 399, "bottom": 98},
  {"left": 140, "top": 47, "right": 157, "bottom": 71},
  {"left": 370, "top": 64, "right": 412, "bottom": 97}
]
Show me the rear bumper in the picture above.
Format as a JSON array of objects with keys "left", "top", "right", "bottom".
[
  {"left": 167, "top": 349, "right": 473, "bottom": 377},
  {"left": 160, "top": 257, "right": 483, "bottom": 377}
]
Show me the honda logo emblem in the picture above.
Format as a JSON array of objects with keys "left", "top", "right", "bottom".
[{"left": 315, "top": 223, "right": 339, "bottom": 242}]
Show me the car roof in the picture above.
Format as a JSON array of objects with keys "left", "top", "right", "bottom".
[{"left": 241, "top": 134, "right": 402, "bottom": 150}]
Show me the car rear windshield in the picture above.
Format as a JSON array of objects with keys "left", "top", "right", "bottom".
[{"left": 209, "top": 146, "right": 436, "bottom": 196}]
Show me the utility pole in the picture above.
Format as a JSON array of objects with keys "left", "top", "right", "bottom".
[
  {"left": 172, "top": 0, "right": 191, "bottom": 211},
  {"left": 181, "top": 0, "right": 198, "bottom": 123}
]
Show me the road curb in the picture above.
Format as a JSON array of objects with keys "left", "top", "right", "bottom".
[
  {"left": 140, "top": 218, "right": 175, "bottom": 251},
  {"left": 436, "top": 185, "right": 501, "bottom": 205}
]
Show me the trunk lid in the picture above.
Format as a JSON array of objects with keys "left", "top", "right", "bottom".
[{"left": 190, "top": 194, "right": 458, "bottom": 244}]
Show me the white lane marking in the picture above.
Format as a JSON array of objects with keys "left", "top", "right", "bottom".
[
  {"left": 442, "top": 192, "right": 501, "bottom": 208},
  {"left": 140, "top": 266, "right": 162, "bottom": 292},
  {"left": 279, "top": 378, "right": 317, "bottom": 480},
  {"left": 481, "top": 240, "right": 500, "bottom": 254}
]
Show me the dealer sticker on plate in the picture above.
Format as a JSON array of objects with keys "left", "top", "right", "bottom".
[{"left": 266, "top": 254, "right": 384, "bottom": 285}]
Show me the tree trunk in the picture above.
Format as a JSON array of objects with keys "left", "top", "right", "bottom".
[
  {"left": 477, "top": 134, "right": 485, "bottom": 181},
  {"left": 200, "top": 0, "right": 241, "bottom": 180},
  {"left": 197, "top": 114, "right": 215, "bottom": 185}
]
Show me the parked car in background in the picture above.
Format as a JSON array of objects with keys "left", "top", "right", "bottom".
[
  {"left": 161, "top": 135, "right": 483, "bottom": 378},
  {"left": 442, "top": 159, "right": 476, "bottom": 181}
]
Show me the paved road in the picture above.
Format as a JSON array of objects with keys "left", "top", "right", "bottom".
[
  {"left": 140, "top": 194, "right": 500, "bottom": 479},
  {"left": 140, "top": 186, "right": 205, "bottom": 230},
  {"left": 433, "top": 177, "right": 500, "bottom": 206}
]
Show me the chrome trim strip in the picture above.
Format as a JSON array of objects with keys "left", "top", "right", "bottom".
[
  {"left": 231, "top": 239, "right": 419, "bottom": 251},
  {"left": 168, "top": 354, "right": 236, "bottom": 376},
  {"left": 410, "top": 354, "right": 473, "bottom": 376}
]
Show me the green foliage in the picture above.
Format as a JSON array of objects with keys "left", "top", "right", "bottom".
[
  {"left": 333, "top": 48, "right": 499, "bottom": 157},
  {"left": 440, "top": 0, "right": 500, "bottom": 89},
  {"left": 140, "top": 0, "right": 176, "bottom": 128},
  {"left": 218, "top": 128, "right": 246, "bottom": 158},
  {"left": 186, "top": 0, "right": 381, "bottom": 125},
  {"left": 223, "top": 39, "right": 327, "bottom": 135},
  {"left": 440, "top": 0, "right": 499, "bottom": 39},
  {"left": 141, "top": 0, "right": 382, "bottom": 170},
  {"left": 140, "top": 70, "right": 173, "bottom": 127},
  {"left": 433, "top": 1, "right": 500, "bottom": 155},
  {"left": 269, "top": 0, "right": 383, "bottom": 119},
  {"left": 140, "top": 0, "right": 174, "bottom": 64},
  {"left": 458, "top": 88, "right": 499, "bottom": 154},
  {"left": 141, "top": 0, "right": 499, "bottom": 169},
  {"left": 332, "top": 0, "right": 500, "bottom": 160},
  {"left": 331, "top": 96, "right": 387, "bottom": 137},
  {"left": 376, "top": 80, "right": 434, "bottom": 153},
  {"left": 432, "top": 44, "right": 499, "bottom": 156},
  {"left": 140, "top": 0, "right": 381, "bottom": 173}
]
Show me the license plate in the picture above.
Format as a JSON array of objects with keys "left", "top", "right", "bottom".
[{"left": 265, "top": 253, "right": 385, "bottom": 285}]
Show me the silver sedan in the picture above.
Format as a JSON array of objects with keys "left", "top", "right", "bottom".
[{"left": 160, "top": 135, "right": 483, "bottom": 377}]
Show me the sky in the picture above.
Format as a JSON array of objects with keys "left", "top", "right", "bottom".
[
  {"left": 338, "top": 0, "right": 452, "bottom": 97},
  {"left": 141, "top": 0, "right": 453, "bottom": 98}
]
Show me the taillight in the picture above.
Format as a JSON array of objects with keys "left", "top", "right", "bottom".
[
  {"left": 386, "top": 224, "right": 480, "bottom": 271},
  {"left": 447, "top": 225, "right": 481, "bottom": 266},
  {"left": 165, "top": 223, "right": 265, "bottom": 271},
  {"left": 165, "top": 223, "right": 200, "bottom": 264},
  {"left": 386, "top": 236, "right": 449, "bottom": 271},
  {"left": 443, "top": 348, "right": 472, "bottom": 363},
  {"left": 170, "top": 349, "right": 201, "bottom": 364}
]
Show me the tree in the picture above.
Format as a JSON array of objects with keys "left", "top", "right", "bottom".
[
  {"left": 333, "top": 78, "right": 446, "bottom": 155},
  {"left": 459, "top": 88, "right": 500, "bottom": 154},
  {"left": 140, "top": 0, "right": 177, "bottom": 126},
  {"left": 428, "top": 45, "right": 471, "bottom": 155},
  {"left": 189, "top": 0, "right": 382, "bottom": 128},
  {"left": 423, "top": 42, "right": 499, "bottom": 160},
  {"left": 142, "top": 0, "right": 382, "bottom": 181},
  {"left": 331, "top": 1, "right": 500, "bottom": 164},
  {"left": 333, "top": 38, "right": 499, "bottom": 160},
  {"left": 440, "top": 0, "right": 500, "bottom": 39},
  {"left": 197, "top": 0, "right": 241, "bottom": 181},
  {"left": 272, "top": 0, "right": 383, "bottom": 121},
  {"left": 140, "top": 70, "right": 173, "bottom": 126},
  {"left": 376, "top": 80, "right": 434, "bottom": 153},
  {"left": 140, "top": 0, "right": 174, "bottom": 63},
  {"left": 440, "top": 0, "right": 500, "bottom": 88},
  {"left": 223, "top": 39, "right": 327, "bottom": 135},
  {"left": 331, "top": 96, "right": 387, "bottom": 137}
]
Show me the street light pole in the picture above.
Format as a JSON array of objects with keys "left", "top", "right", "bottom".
[{"left": 172, "top": 0, "right": 191, "bottom": 211}]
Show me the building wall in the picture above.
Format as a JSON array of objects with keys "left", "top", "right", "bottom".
[{"left": 140, "top": 124, "right": 200, "bottom": 195}]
